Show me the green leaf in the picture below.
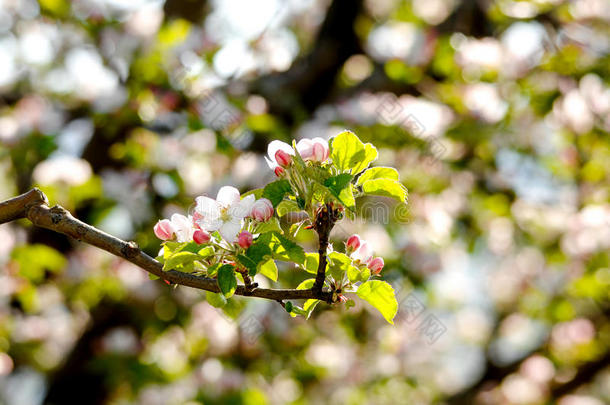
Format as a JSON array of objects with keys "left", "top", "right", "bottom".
[
  {"left": 237, "top": 254, "right": 258, "bottom": 276},
  {"left": 270, "top": 232, "right": 305, "bottom": 264},
  {"left": 207, "top": 263, "right": 221, "bottom": 278},
  {"left": 324, "top": 173, "right": 355, "bottom": 208},
  {"left": 304, "top": 253, "right": 319, "bottom": 274},
  {"left": 357, "top": 167, "right": 399, "bottom": 185},
  {"left": 297, "top": 278, "right": 316, "bottom": 289},
  {"left": 262, "top": 180, "right": 293, "bottom": 207},
  {"left": 352, "top": 143, "right": 378, "bottom": 174},
  {"left": 303, "top": 299, "right": 320, "bottom": 319},
  {"left": 330, "top": 131, "right": 378, "bottom": 174},
  {"left": 242, "top": 187, "right": 264, "bottom": 199},
  {"left": 276, "top": 200, "right": 302, "bottom": 217},
  {"left": 255, "top": 217, "right": 282, "bottom": 233},
  {"left": 243, "top": 233, "right": 273, "bottom": 275},
  {"left": 324, "top": 173, "right": 353, "bottom": 193},
  {"left": 217, "top": 265, "right": 237, "bottom": 298},
  {"left": 330, "top": 131, "right": 364, "bottom": 172},
  {"left": 346, "top": 266, "right": 372, "bottom": 283},
  {"left": 259, "top": 259, "right": 278, "bottom": 282},
  {"left": 197, "top": 246, "right": 215, "bottom": 257},
  {"left": 285, "top": 301, "right": 293, "bottom": 313},
  {"left": 327, "top": 251, "right": 353, "bottom": 281},
  {"left": 206, "top": 292, "right": 227, "bottom": 308},
  {"left": 163, "top": 251, "right": 200, "bottom": 272},
  {"left": 356, "top": 280, "right": 398, "bottom": 324},
  {"left": 361, "top": 179, "right": 408, "bottom": 202}
]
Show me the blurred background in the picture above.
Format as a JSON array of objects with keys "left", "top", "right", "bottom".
[{"left": 0, "top": 0, "right": 609, "bottom": 404}]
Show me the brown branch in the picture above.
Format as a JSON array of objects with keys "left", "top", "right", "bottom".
[
  {"left": 0, "top": 189, "right": 333, "bottom": 303},
  {"left": 312, "top": 203, "right": 341, "bottom": 298}
]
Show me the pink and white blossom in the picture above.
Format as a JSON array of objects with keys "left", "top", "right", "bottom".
[
  {"left": 296, "top": 137, "right": 329, "bottom": 163},
  {"left": 194, "top": 186, "right": 254, "bottom": 242},
  {"left": 368, "top": 257, "right": 384, "bottom": 274},
  {"left": 265, "top": 140, "right": 295, "bottom": 169},
  {"left": 170, "top": 213, "right": 195, "bottom": 243},
  {"left": 251, "top": 198, "right": 274, "bottom": 222},
  {"left": 345, "top": 234, "right": 361, "bottom": 252},
  {"left": 350, "top": 240, "right": 373, "bottom": 264},
  {"left": 154, "top": 219, "right": 175, "bottom": 240}
]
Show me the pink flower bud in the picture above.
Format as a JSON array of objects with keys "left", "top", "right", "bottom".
[
  {"left": 368, "top": 257, "right": 384, "bottom": 274},
  {"left": 251, "top": 198, "right": 274, "bottom": 222},
  {"left": 275, "top": 149, "right": 292, "bottom": 168},
  {"left": 346, "top": 234, "right": 361, "bottom": 252},
  {"left": 237, "top": 231, "right": 253, "bottom": 249},
  {"left": 274, "top": 166, "right": 285, "bottom": 177},
  {"left": 193, "top": 229, "right": 211, "bottom": 244},
  {"left": 154, "top": 219, "right": 175, "bottom": 240},
  {"left": 312, "top": 140, "right": 329, "bottom": 162},
  {"left": 296, "top": 137, "right": 329, "bottom": 163}
]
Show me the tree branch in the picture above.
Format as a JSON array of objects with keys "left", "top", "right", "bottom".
[
  {"left": 312, "top": 203, "right": 341, "bottom": 297},
  {"left": 0, "top": 189, "right": 333, "bottom": 303}
]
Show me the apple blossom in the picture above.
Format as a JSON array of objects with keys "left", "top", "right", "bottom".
[
  {"left": 265, "top": 140, "right": 294, "bottom": 169},
  {"left": 237, "top": 231, "right": 253, "bottom": 249},
  {"left": 154, "top": 219, "right": 175, "bottom": 240},
  {"left": 296, "top": 137, "right": 329, "bottom": 163},
  {"left": 275, "top": 150, "right": 292, "bottom": 167},
  {"left": 274, "top": 166, "right": 285, "bottom": 177},
  {"left": 345, "top": 234, "right": 361, "bottom": 252},
  {"left": 193, "top": 229, "right": 211, "bottom": 244},
  {"left": 251, "top": 198, "right": 274, "bottom": 222},
  {"left": 350, "top": 240, "right": 373, "bottom": 264},
  {"left": 170, "top": 213, "right": 195, "bottom": 243},
  {"left": 368, "top": 257, "right": 384, "bottom": 274},
  {"left": 194, "top": 186, "right": 255, "bottom": 242}
]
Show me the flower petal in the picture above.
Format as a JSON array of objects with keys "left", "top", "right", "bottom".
[
  {"left": 201, "top": 218, "right": 222, "bottom": 232},
  {"left": 296, "top": 138, "right": 314, "bottom": 160},
  {"left": 171, "top": 213, "right": 194, "bottom": 243},
  {"left": 219, "top": 219, "right": 243, "bottom": 242},
  {"left": 267, "top": 140, "right": 294, "bottom": 163},
  {"left": 230, "top": 194, "right": 255, "bottom": 218},
  {"left": 195, "top": 196, "right": 220, "bottom": 219},
  {"left": 216, "top": 186, "right": 241, "bottom": 207}
]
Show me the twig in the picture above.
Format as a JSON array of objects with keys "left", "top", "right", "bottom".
[
  {"left": 0, "top": 189, "right": 333, "bottom": 303},
  {"left": 312, "top": 203, "right": 341, "bottom": 300}
]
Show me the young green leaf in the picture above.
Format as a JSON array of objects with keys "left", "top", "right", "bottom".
[
  {"left": 270, "top": 232, "right": 306, "bottom": 264},
  {"left": 259, "top": 259, "right": 278, "bottom": 281},
  {"left": 330, "top": 131, "right": 365, "bottom": 173},
  {"left": 255, "top": 217, "right": 282, "bottom": 233},
  {"left": 262, "top": 180, "right": 293, "bottom": 207},
  {"left": 163, "top": 251, "right": 199, "bottom": 272},
  {"left": 361, "top": 179, "right": 408, "bottom": 202},
  {"left": 324, "top": 173, "right": 355, "bottom": 208},
  {"left": 356, "top": 167, "right": 399, "bottom": 185},
  {"left": 303, "top": 299, "right": 320, "bottom": 319},
  {"left": 296, "top": 278, "right": 316, "bottom": 290},
  {"left": 356, "top": 280, "right": 398, "bottom": 324},
  {"left": 276, "top": 200, "right": 302, "bottom": 217},
  {"left": 217, "top": 264, "right": 237, "bottom": 298},
  {"left": 330, "top": 131, "right": 378, "bottom": 174},
  {"left": 352, "top": 143, "right": 378, "bottom": 174},
  {"left": 206, "top": 291, "right": 227, "bottom": 308},
  {"left": 304, "top": 253, "right": 319, "bottom": 274}
]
